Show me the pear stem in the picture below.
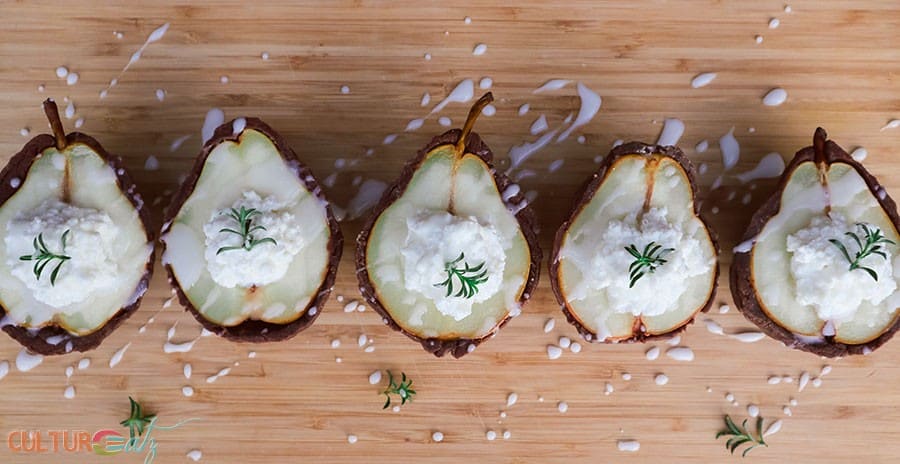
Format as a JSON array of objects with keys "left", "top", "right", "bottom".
[
  {"left": 813, "top": 127, "right": 827, "bottom": 165},
  {"left": 43, "top": 99, "right": 67, "bottom": 150},
  {"left": 456, "top": 92, "right": 494, "bottom": 154}
]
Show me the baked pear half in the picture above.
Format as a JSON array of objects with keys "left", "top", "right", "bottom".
[
  {"left": 731, "top": 128, "right": 900, "bottom": 357},
  {"left": 356, "top": 93, "right": 541, "bottom": 357},
  {"left": 161, "top": 118, "right": 342, "bottom": 342},
  {"left": 551, "top": 142, "right": 718, "bottom": 343},
  {"left": 0, "top": 100, "right": 154, "bottom": 355}
]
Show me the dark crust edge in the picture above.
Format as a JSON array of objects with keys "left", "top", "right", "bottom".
[
  {"left": 161, "top": 118, "right": 343, "bottom": 343},
  {"left": 549, "top": 142, "right": 720, "bottom": 344},
  {"left": 730, "top": 138, "right": 900, "bottom": 357},
  {"left": 354, "top": 129, "right": 542, "bottom": 358},
  {"left": 0, "top": 133, "right": 155, "bottom": 356}
]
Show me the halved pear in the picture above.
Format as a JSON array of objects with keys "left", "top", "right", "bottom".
[
  {"left": 0, "top": 100, "right": 154, "bottom": 355},
  {"left": 550, "top": 143, "right": 718, "bottom": 343},
  {"left": 161, "top": 118, "right": 342, "bottom": 342},
  {"left": 731, "top": 128, "right": 900, "bottom": 357},
  {"left": 356, "top": 93, "right": 541, "bottom": 357}
]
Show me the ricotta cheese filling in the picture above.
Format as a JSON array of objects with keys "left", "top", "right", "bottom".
[
  {"left": 5, "top": 199, "right": 120, "bottom": 308},
  {"left": 400, "top": 211, "right": 505, "bottom": 321},
  {"left": 786, "top": 213, "right": 897, "bottom": 323},
  {"left": 561, "top": 207, "right": 708, "bottom": 317},
  {"left": 203, "top": 191, "right": 305, "bottom": 288}
]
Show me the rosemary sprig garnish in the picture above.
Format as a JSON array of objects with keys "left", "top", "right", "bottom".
[
  {"left": 433, "top": 252, "right": 488, "bottom": 299},
  {"left": 829, "top": 222, "right": 895, "bottom": 281},
  {"left": 216, "top": 206, "right": 277, "bottom": 255},
  {"left": 120, "top": 397, "right": 156, "bottom": 439},
  {"left": 19, "top": 230, "right": 70, "bottom": 286},
  {"left": 716, "top": 415, "right": 768, "bottom": 457},
  {"left": 382, "top": 371, "right": 416, "bottom": 409},
  {"left": 625, "top": 241, "right": 674, "bottom": 288}
]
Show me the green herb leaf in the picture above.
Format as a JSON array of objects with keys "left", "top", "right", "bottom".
[
  {"left": 119, "top": 396, "right": 156, "bottom": 439},
  {"left": 624, "top": 241, "right": 674, "bottom": 288},
  {"left": 716, "top": 415, "right": 768, "bottom": 456},
  {"left": 18, "top": 230, "right": 71, "bottom": 286},
  {"left": 381, "top": 370, "right": 416, "bottom": 409},
  {"left": 829, "top": 222, "right": 895, "bottom": 281},
  {"left": 433, "top": 252, "right": 489, "bottom": 299},
  {"left": 215, "top": 207, "right": 278, "bottom": 255}
]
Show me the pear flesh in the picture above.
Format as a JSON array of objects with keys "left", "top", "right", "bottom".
[
  {"left": 751, "top": 162, "right": 900, "bottom": 345},
  {"left": 163, "top": 126, "right": 334, "bottom": 329},
  {"left": 552, "top": 145, "right": 717, "bottom": 342},
  {"left": 365, "top": 144, "right": 532, "bottom": 340},
  {"left": 0, "top": 143, "right": 151, "bottom": 335}
]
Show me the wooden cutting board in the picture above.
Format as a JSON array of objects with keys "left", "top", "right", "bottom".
[{"left": 0, "top": 1, "right": 898, "bottom": 463}]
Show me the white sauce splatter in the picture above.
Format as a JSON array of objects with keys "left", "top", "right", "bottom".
[
  {"left": 691, "top": 73, "right": 717, "bottom": 88},
  {"left": 547, "top": 345, "right": 563, "bottom": 360},
  {"left": 735, "top": 153, "right": 784, "bottom": 183},
  {"left": 666, "top": 347, "right": 694, "bottom": 361},
  {"left": 543, "top": 318, "right": 555, "bottom": 333},
  {"left": 557, "top": 82, "right": 601, "bottom": 142},
  {"left": 704, "top": 319, "right": 725, "bottom": 335},
  {"left": 164, "top": 339, "right": 197, "bottom": 353},
  {"left": 144, "top": 155, "right": 160, "bottom": 171},
  {"left": 764, "top": 420, "right": 783, "bottom": 437},
  {"left": 508, "top": 129, "right": 559, "bottom": 171},
  {"left": 533, "top": 79, "right": 571, "bottom": 93},
  {"left": 617, "top": 440, "right": 640, "bottom": 452},
  {"left": 656, "top": 118, "right": 685, "bottom": 146},
  {"left": 232, "top": 117, "right": 247, "bottom": 135},
  {"left": 201, "top": 108, "right": 225, "bottom": 144},
  {"left": 762, "top": 88, "right": 788, "bottom": 106},
  {"left": 719, "top": 127, "right": 740, "bottom": 170},
  {"left": 16, "top": 349, "right": 43, "bottom": 372},
  {"left": 880, "top": 119, "right": 900, "bottom": 131},
  {"left": 430, "top": 79, "right": 474, "bottom": 114},
  {"left": 109, "top": 342, "right": 131, "bottom": 368},
  {"left": 102, "top": 23, "right": 170, "bottom": 96},
  {"left": 730, "top": 332, "right": 766, "bottom": 343},
  {"left": 472, "top": 44, "right": 488, "bottom": 56}
]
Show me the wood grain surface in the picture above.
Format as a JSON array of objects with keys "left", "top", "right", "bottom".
[{"left": 0, "top": 1, "right": 898, "bottom": 463}]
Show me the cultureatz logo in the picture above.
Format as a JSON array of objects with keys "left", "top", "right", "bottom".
[{"left": 7, "top": 416, "right": 196, "bottom": 464}]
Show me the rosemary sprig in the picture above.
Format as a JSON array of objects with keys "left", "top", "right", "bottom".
[
  {"left": 382, "top": 371, "right": 416, "bottom": 409},
  {"left": 19, "top": 230, "right": 71, "bottom": 286},
  {"left": 624, "top": 241, "right": 674, "bottom": 288},
  {"left": 433, "top": 252, "right": 488, "bottom": 299},
  {"left": 120, "top": 396, "right": 156, "bottom": 439},
  {"left": 716, "top": 415, "right": 767, "bottom": 457},
  {"left": 216, "top": 206, "right": 277, "bottom": 255},
  {"left": 828, "top": 222, "right": 895, "bottom": 281}
]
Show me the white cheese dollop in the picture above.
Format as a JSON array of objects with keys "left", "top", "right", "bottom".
[
  {"left": 5, "top": 199, "right": 120, "bottom": 308},
  {"left": 786, "top": 214, "right": 896, "bottom": 323},
  {"left": 560, "top": 207, "right": 709, "bottom": 317},
  {"left": 400, "top": 211, "right": 505, "bottom": 321},
  {"left": 203, "top": 191, "right": 304, "bottom": 288}
]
